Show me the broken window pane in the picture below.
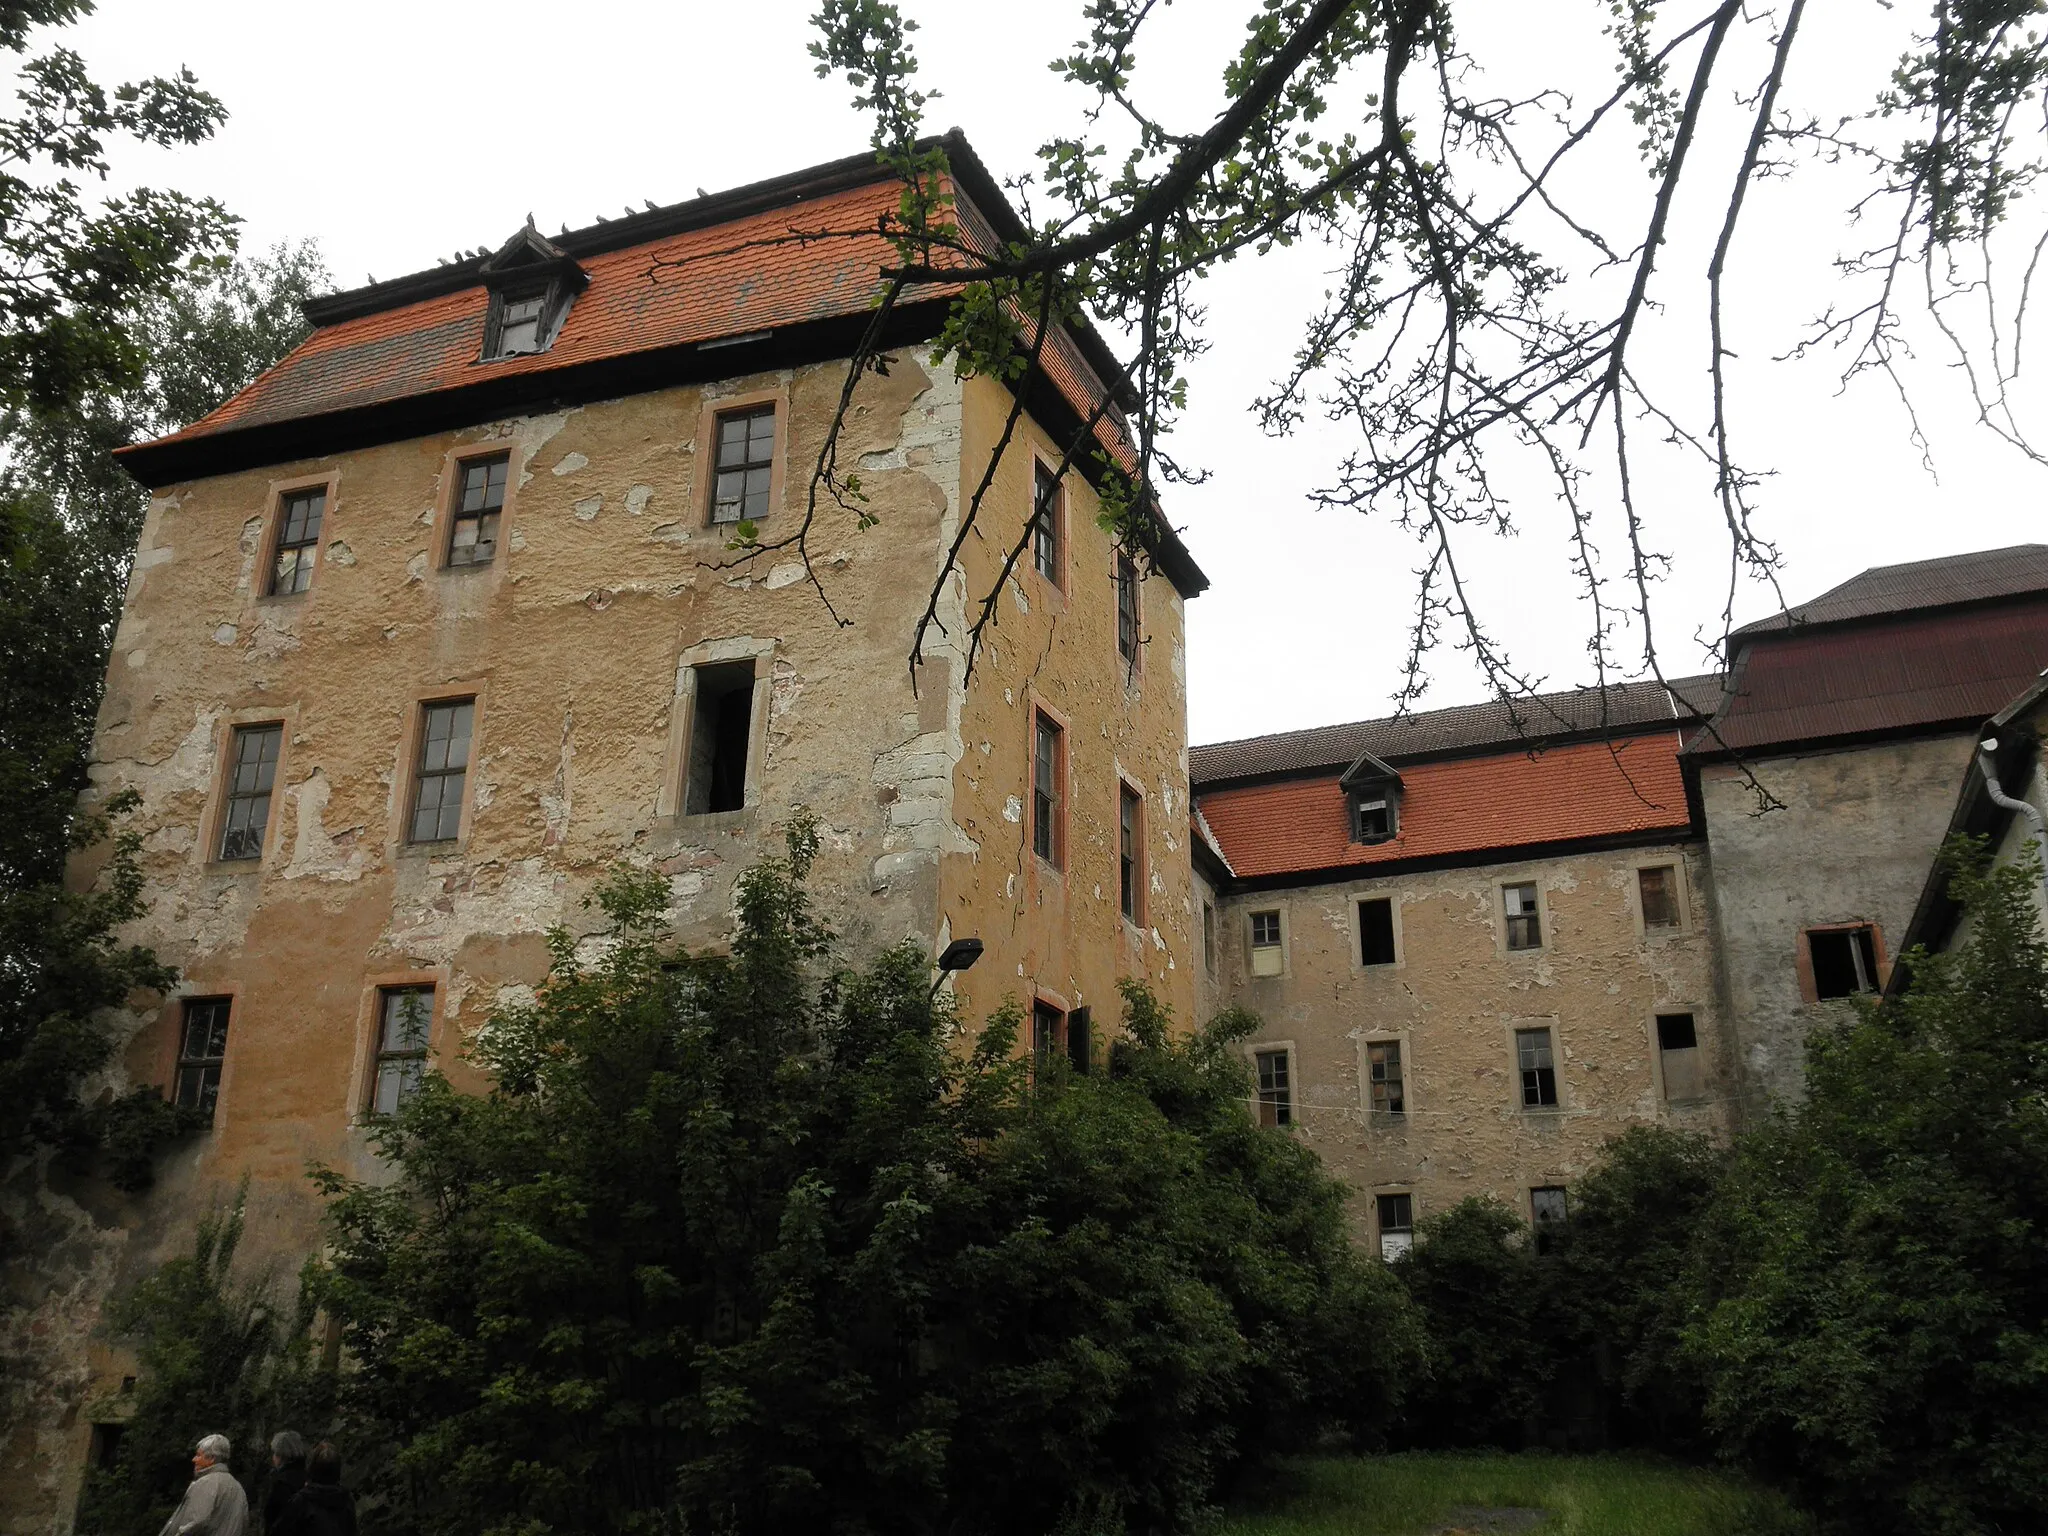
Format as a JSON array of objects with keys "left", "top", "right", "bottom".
[
  {"left": 448, "top": 454, "right": 508, "bottom": 567},
  {"left": 495, "top": 292, "right": 546, "bottom": 356},
  {"left": 218, "top": 723, "right": 282, "bottom": 861},
  {"left": 1504, "top": 882, "right": 1542, "bottom": 951},
  {"left": 1377, "top": 1191, "right": 1413, "bottom": 1260},
  {"left": 1368, "top": 1039, "right": 1404, "bottom": 1117},
  {"left": 711, "top": 405, "right": 776, "bottom": 524},
  {"left": 1639, "top": 865, "right": 1680, "bottom": 928},
  {"left": 269, "top": 487, "right": 325, "bottom": 595},
  {"left": 1255, "top": 1048, "right": 1292, "bottom": 1127},
  {"left": 1517, "top": 1026, "right": 1558, "bottom": 1107},
  {"left": 1531, "top": 1186, "right": 1568, "bottom": 1251},
  {"left": 1809, "top": 926, "right": 1881, "bottom": 998},
  {"left": 1032, "top": 461, "right": 1060, "bottom": 584},
  {"left": 175, "top": 998, "right": 232, "bottom": 1120}
]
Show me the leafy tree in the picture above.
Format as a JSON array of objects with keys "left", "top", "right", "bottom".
[
  {"left": 310, "top": 820, "right": 1415, "bottom": 1536},
  {"left": 73, "top": 1191, "right": 334, "bottom": 1536},
  {"left": 1685, "top": 843, "right": 2048, "bottom": 1535}
]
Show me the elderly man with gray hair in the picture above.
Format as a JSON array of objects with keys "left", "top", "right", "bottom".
[{"left": 157, "top": 1433, "right": 249, "bottom": 1536}]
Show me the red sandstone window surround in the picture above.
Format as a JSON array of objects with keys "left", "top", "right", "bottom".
[
  {"left": 1115, "top": 549, "right": 1141, "bottom": 666},
  {"left": 1032, "top": 458, "right": 1064, "bottom": 588},
  {"left": 1032, "top": 710, "right": 1065, "bottom": 869},
  {"left": 1118, "top": 781, "right": 1144, "bottom": 923}
]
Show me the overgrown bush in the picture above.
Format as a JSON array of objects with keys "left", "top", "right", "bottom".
[{"left": 309, "top": 817, "right": 1418, "bottom": 1536}]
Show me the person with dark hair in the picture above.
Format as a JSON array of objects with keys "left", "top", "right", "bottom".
[
  {"left": 277, "top": 1442, "right": 355, "bottom": 1536},
  {"left": 263, "top": 1432, "right": 306, "bottom": 1533}
]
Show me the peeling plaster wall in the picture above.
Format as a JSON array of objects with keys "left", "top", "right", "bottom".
[
  {"left": 1213, "top": 843, "right": 1731, "bottom": 1241},
  {"left": 1697, "top": 734, "right": 1977, "bottom": 1112},
  {"left": 6, "top": 351, "right": 1002, "bottom": 1531},
  {"left": 938, "top": 374, "right": 1198, "bottom": 1040}
]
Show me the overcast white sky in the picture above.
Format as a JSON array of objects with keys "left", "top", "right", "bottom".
[{"left": 57, "top": 0, "right": 2043, "bottom": 744}]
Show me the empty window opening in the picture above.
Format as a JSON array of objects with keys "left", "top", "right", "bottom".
[
  {"left": 218, "top": 723, "right": 281, "bottom": 861},
  {"left": 175, "top": 997, "right": 232, "bottom": 1121},
  {"left": 1517, "top": 1026, "right": 1558, "bottom": 1108},
  {"left": 711, "top": 405, "right": 776, "bottom": 525},
  {"left": 1638, "top": 865, "right": 1680, "bottom": 929},
  {"left": 1359, "top": 898, "right": 1396, "bottom": 966},
  {"left": 1032, "top": 460, "right": 1061, "bottom": 584},
  {"left": 1531, "top": 1186, "right": 1569, "bottom": 1253},
  {"left": 685, "top": 662, "right": 755, "bottom": 815},
  {"left": 1032, "top": 713, "right": 1063, "bottom": 866},
  {"left": 372, "top": 987, "right": 433, "bottom": 1115},
  {"left": 1504, "top": 882, "right": 1543, "bottom": 951},
  {"left": 1116, "top": 550, "right": 1140, "bottom": 663},
  {"left": 448, "top": 454, "right": 508, "bottom": 567},
  {"left": 1119, "top": 784, "right": 1142, "bottom": 921},
  {"left": 494, "top": 292, "right": 547, "bottom": 356},
  {"left": 1368, "top": 1039, "right": 1405, "bottom": 1117},
  {"left": 1255, "top": 1048, "right": 1292, "bottom": 1127},
  {"left": 1032, "top": 1000, "right": 1064, "bottom": 1070},
  {"left": 1202, "top": 900, "right": 1217, "bottom": 975},
  {"left": 89, "top": 1422, "right": 126, "bottom": 1471},
  {"left": 1656, "top": 1011, "right": 1703, "bottom": 1101},
  {"left": 409, "top": 699, "right": 475, "bottom": 843},
  {"left": 1354, "top": 793, "right": 1397, "bottom": 843},
  {"left": 1810, "top": 926, "right": 1881, "bottom": 998},
  {"left": 269, "top": 486, "right": 325, "bottom": 596},
  {"left": 1377, "top": 1192, "right": 1414, "bottom": 1261},
  {"left": 1068, "top": 1005, "right": 1092, "bottom": 1075},
  {"left": 1250, "top": 909, "right": 1283, "bottom": 977}
]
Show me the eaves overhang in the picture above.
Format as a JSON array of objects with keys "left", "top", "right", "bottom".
[{"left": 1211, "top": 824, "right": 1705, "bottom": 897}]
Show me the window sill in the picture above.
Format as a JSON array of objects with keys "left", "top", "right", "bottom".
[{"left": 673, "top": 805, "right": 758, "bottom": 835}]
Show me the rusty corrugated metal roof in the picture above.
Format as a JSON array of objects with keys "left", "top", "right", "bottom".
[
  {"left": 1735, "top": 544, "right": 2048, "bottom": 635},
  {"left": 1189, "top": 674, "right": 1721, "bottom": 786}
]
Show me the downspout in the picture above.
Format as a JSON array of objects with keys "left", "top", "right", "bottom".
[{"left": 1977, "top": 736, "right": 2048, "bottom": 917}]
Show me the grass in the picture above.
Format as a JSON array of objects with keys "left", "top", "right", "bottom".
[{"left": 1217, "top": 1452, "right": 1813, "bottom": 1536}]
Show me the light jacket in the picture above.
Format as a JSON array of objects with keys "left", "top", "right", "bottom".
[{"left": 158, "top": 1463, "right": 249, "bottom": 1536}]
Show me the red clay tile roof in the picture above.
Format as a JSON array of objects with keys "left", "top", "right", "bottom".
[
  {"left": 1190, "top": 675, "right": 1720, "bottom": 785},
  {"left": 1735, "top": 544, "right": 2048, "bottom": 634},
  {"left": 1695, "top": 596, "right": 2048, "bottom": 755},
  {"left": 1196, "top": 733, "right": 1694, "bottom": 881}
]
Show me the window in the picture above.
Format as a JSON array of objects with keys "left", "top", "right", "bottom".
[
  {"left": 1353, "top": 792, "right": 1397, "bottom": 843},
  {"left": 1810, "top": 926, "right": 1881, "bottom": 998},
  {"left": 371, "top": 987, "right": 433, "bottom": 1115},
  {"left": 1516, "top": 1026, "right": 1559, "bottom": 1108},
  {"left": 1503, "top": 882, "right": 1543, "bottom": 951},
  {"left": 1202, "top": 900, "right": 1217, "bottom": 975},
  {"left": 1638, "top": 865, "right": 1680, "bottom": 929},
  {"left": 710, "top": 405, "right": 776, "bottom": 525},
  {"left": 1250, "top": 909, "right": 1283, "bottom": 977},
  {"left": 217, "top": 723, "right": 281, "bottom": 861},
  {"left": 1376, "top": 1192, "right": 1414, "bottom": 1261},
  {"left": 1656, "top": 1011, "right": 1703, "bottom": 1101},
  {"left": 1368, "top": 1039, "right": 1404, "bottom": 1117},
  {"left": 494, "top": 292, "right": 547, "bottom": 356},
  {"left": 1032, "top": 999, "right": 1064, "bottom": 1068},
  {"left": 1531, "top": 1186, "right": 1569, "bottom": 1253},
  {"left": 448, "top": 454, "right": 508, "bottom": 567},
  {"left": 1118, "top": 783, "right": 1143, "bottom": 921},
  {"left": 408, "top": 699, "right": 475, "bottom": 844},
  {"left": 1359, "top": 897, "right": 1396, "bottom": 965},
  {"left": 174, "top": 998, "right": 232, "bottom": 1120},
  {"left": 1115, "top": 551, "right": 1140, "bottom": 664},
  {"left": 1032, "top": 713, "right": 1063, "bottom": 866},
  {"left": 1068, "top": 1005, "right": 1092, "bottom": 1075},
  {"left": 268, "top": 486, "right": 325, "bottom": 596},
  {"left": 684, "top": 662, "right": 755, "bottom": 815},
  {"left": 1032, "top": 460, "right": 1061, "bottom": 584},
  {"left": 1254, "top": 1048, "right": 1292, "bottom": 1127}
]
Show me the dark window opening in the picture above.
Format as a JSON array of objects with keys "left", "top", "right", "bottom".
[
  {"left": 409, "top": 699, "right": 475, "bottom": 843},
  {"left": 1368, "top": 1039, "right": 1404, "bottom": 1117},
  {"left": 1032, "top": 461, "right": 1060, "bottom": 584},
  {"left": 1517, "top": 1026, "right": 1558, "bottom": 1108},
  {"left": 449, "top": 454, "right": 508, "bottom": 567},
  {"left": 1377, "top": 1192, "right": 1414, "bottom": 1260},
  {"left": 1255, "top": 1048, "right": 1292, "bottom": 1127},
  {"left": 1032, "top": 1000, "right": 1064, "bottom": 1070},
  {"left": 1359, "top": 898, "right": 1396, "bottom": 965},
  {"left": 1033, "top": 713, "right": 1062, "bottom": 866},
  {"left": 686, "top": 662, "right": 756, "bottom": 815},
  {"left": 1531, "top": 1186, "right": 1569, "bottom": 1253},
  {"left": 175, "top": 997, "right": 231, "bottom": 1120},
  {"left": 1504, "top": 882, "right": 1543, "bottom": 951},
  {"left": 1119, "top": 784, "right": 1142, "bottom": 921},
  {"left": 1202, "top": 900, "right": 1217, "bottom": 975},
  {"left": 711, "top": 406, "right": 776, "bottom": 525},
  {"left": 1656, "top": 1011, "right": 1703, "bottom": 1101},
  {"left": 269, "top": 487, "right": 325, "bottom": 596},
  {"left": 89, "top": 1422, "right": 126, "bottom": 1471},
  {"left": 1639, "top": 865, "right": 1680, "bottom": 929},
  {"left": 1353, "top": 792, "right": 1398, "bottom": 843},
  {"left": 218, "top": 723, "right": 281, "bottom": 861},
  {"left": 1810, "top": 926, "right": 1881, "bottom": 998},
  {"left": 372, "top": 987, "right": 433, "bottom": 1115},
  {"left": 1116, "top": 551, "right": 1140, "bottom": 663},
  {"left": 1068, "top": 1005, "right": 1092, "bottom": 1075}
]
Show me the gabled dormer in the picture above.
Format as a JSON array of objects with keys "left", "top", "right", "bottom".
[
  {"left": 477, "top": 222, "right": 588, "bottom": 361},
  {"left": 1339, "top": 749, "right": 1403, "bottom": 845}
]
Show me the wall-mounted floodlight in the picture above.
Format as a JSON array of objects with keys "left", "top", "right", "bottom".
[{"left": 931, "top": 937, "right": 985, "bottom": 998}]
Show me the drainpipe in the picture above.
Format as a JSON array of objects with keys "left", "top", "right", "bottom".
[{"left": 1978, "top": 736, "right": 2048, "bottom": 917}]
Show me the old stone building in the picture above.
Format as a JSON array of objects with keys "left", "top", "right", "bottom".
[
  {"left": 1189, "top": 679, "right": 1733, "bottom": 1255},
  {"left": 5, "top": 136, "right": 1209, "bottom": 1528}
]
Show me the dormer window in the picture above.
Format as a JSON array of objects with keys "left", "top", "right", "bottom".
[
  {"left": 1339, "top": 749, "right": 1403, "bottom": 846},
  {"left": 494, "top": 292, "right": 547, "bottom": 356},
  {"left": 476, "top": 222, "right": 588, "bottom": 363}
]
